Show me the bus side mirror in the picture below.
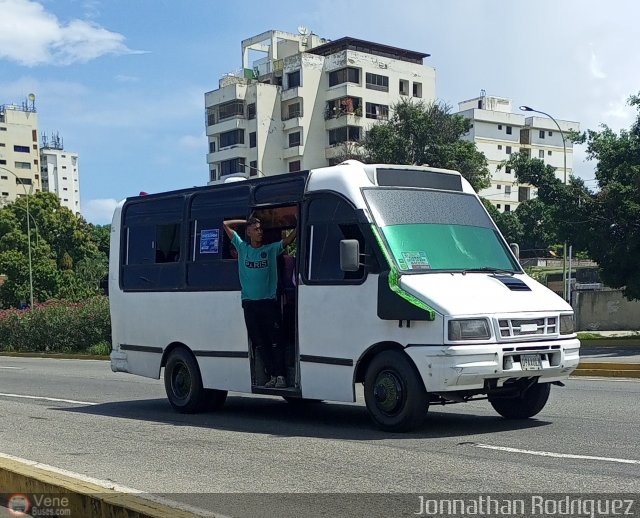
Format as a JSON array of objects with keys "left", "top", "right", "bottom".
[{"left": 340, "top": 239, "right": 360, "bottom": 272}]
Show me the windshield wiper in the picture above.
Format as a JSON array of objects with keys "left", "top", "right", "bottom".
[{"left": 461, "top": 267, "right": 516, "bottom": 276}]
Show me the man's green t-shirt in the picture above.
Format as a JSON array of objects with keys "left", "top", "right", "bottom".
[{"left": 231, "top": 232, "right": 284, "bottom": 300}]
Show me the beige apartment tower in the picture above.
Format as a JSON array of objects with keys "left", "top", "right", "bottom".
[
  {"left": 204, "top": 29, "right": 436, "bottom": 182},
  {"left": 0, "top": 98, "right": 42, "bottom": 203}
]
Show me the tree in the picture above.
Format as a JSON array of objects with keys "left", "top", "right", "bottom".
[
  {"left": 482, "top": 199, "right": 523, "bottom": 245},
  {"left": 362, "top": 99, "right": 491, "bottom": 191},
  {"left": 0, "top": 193, "right": 109, "bottom": 307},
  {"left": 504, "top": 92, "right": 640, "bottom": 299}
]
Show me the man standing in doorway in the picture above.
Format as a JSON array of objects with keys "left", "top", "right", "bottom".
[{"left": 224, "top": 216, "right": 296, "bottom": 388}]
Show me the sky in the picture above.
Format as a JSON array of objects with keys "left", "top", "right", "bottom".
[{"left": 0, "top": 0, "right": 638, "bottom": 224}]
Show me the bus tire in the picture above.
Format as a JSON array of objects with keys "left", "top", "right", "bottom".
[
  {"left": 489, "top": 382, "right": 551, "bottom": 419},
  {"left": 164, "top": 348, "right": 206, "bottom": 413},
  {"left": 364, "top": 350, "right": 428, "bottom": 432}
]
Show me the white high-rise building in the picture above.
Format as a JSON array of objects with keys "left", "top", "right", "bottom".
[
  {"left": 40, "top": 133, "right": 81, "bottom": 214},
  {"left": 0, "top": 98, "right": 42, "bottom": 204},
  {"left": 457, "top": 93, "right": 579, "bottom": 212},
  {"left": 205, "top": 29, "right": 435, "bottom": 182}
]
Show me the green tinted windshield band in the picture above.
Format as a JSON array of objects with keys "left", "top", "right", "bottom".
[{"left": 371, "top": 225, "right": 436, "bottom": 321}]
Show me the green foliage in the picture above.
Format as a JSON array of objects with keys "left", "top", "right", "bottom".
[
  {"left": 0, "top": 296, "right": 111, "bottom": 353},
  {"left": 505, "top": 92, "right": 640, "bottom": 300},
  {"left": 362, "top": 99, "right": 491, "bottom": 191},
  {"left": 0, "top": 193, "right": 109, "bottom": 307}
]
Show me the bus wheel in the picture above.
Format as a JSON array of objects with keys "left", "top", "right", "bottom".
[
  {"left": 164, "top": 348, "right": 206, "bottom": 413},
  {"left": 489, "top": 382, "right": 550, "bottom": 419},
  {"left": 364, "top": 350, "right": 428, "bottom": 432}
]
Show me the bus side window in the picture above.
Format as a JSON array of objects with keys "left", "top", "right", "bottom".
[{"left": 303, "top": 194, "right": 365, "bottom": 284}]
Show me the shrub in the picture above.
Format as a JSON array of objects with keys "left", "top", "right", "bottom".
[{"left": 0, "top": 296, "right": 111, "bottom": 354}]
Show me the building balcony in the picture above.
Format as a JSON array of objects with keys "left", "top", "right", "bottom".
[
  {"left": 325, "top": 142, "right": 361, "bottom": 160},
  {"left": 283, "top": 145, "right": 303, "bottom": 159},
  {"left": 283, "top": 116, "right": 303, "bottom": 131},
  {"left": 281, "top": 86, "right": 301, "bottom": 102},
  {"left": 325, "top": 113, "right": 362, "bottom": 130},
  {"left": 206, "top": 117, "right": 249, "bottom": 136},
  {"left": 208, "top": 145, "right": 250, "bottom": 163}
]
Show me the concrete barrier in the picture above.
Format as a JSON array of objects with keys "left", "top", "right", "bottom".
[
  {"left": 573, "top": 362, "right": 640, "bottom": 378},
  {"left": 0, "top": 454, "right": 211, "bottom": 517}
]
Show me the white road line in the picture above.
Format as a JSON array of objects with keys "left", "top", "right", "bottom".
[
  {"left": 468, "top": 442, "right": 640, "bottom": 465},
  {"left": 0, "top": 452, "right": 222, "bottom": 517},
  {"left": 0, "top": 366, "right": 22, "bottom": 369},
  {"left": 0, "top": 393, "right": 97, "bottom": 406}
]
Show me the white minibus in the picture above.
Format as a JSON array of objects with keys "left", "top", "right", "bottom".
[{"left": 109, "top": 161, "right": 580, "bottom": 431}]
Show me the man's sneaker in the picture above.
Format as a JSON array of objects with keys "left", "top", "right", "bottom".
[
  {"left": 275, "top": 376, "right": 287, "bottom": 388},
  {"left": 264, "top": 376, "right": 277, "bottom": 388}
]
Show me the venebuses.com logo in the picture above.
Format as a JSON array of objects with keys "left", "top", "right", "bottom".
[{"left": 7, "top": 494, "right": 30, "bottom": 516}]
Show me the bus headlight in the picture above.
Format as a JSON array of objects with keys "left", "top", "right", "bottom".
[
  {"left": 448, "top": 319, "right": 491, "bottom": 341},
  {"left": 560, "top": 315, "right": 575, "bottom": 335}
]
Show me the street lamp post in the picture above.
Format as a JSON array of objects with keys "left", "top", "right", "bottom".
[
  {"left": 519, "top": 105, "right": 569, "bottom": 302},
  {"left": 0, "top": 165, "right": 34, "bottom": 308}
]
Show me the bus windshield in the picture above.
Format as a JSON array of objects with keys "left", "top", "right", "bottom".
[{"left": 363, "top": 188, "right": 520, "bottom": 273}]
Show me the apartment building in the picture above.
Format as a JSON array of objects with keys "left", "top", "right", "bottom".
[
  {"left": 204, "top": 29, "right": 435, "bottom": 182},
  {"left": 457, "top": 93, "right": 579, "bottom": 212},
  {"left": 40, "top": 133, "right": 81, "bottom": 214},
  {"left": 0, "top": 99, "right": 42, "bottom": 203}
]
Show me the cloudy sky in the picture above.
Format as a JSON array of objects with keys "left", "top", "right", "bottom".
[{"left": 0, "top": 0, "right": 637, "bottom": 224}]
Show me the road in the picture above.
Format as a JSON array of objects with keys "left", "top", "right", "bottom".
[{"left": 1, "top": 356, "right": 639, "bottom": 517}]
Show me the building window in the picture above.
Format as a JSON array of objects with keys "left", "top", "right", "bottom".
[
  {"left": 14, "top": 162, "right": 31, "bottom": 170},
  {"left": 498, "top": 144, "right": 503, "bottom": 150},
  {"left": 506, "top": 146, "right": 512, "bottom": 154},
  {"left": 288, "top": 131, "right": 302, "bottom": 147},
  {"left": 539, "top": 149, "right": 545, "bottom": 159},
  {"left": 412, "top": 82, "right": 422, "bottom": 98},
  {"left": 249, "top": 161, "right": 258, "bottom": 176},
  {"left": 247, "top": 103, "right": 256, "bottom": 120},
  {"left": 285, "top": 102, "right": 301, "bottom": 119},
  {"left": 498, "top": 125, "right": 502, "bottom": 130},
  {"left": 539, "top": 130, "right": 545, "bottom": 139},
  {"left": 505, "top": 167, "right": 512, "bottom": 175},
  {"left": 0, "top": 175, "right": 7, "bottom": 180},
  {"left": 504, "top": 204, "right": 511, "bottom": 212},
  {"left": 548, "top": 150, "right": 552, "bottom": 156},
  {"left": 218, "top": 100, "right": 245, "bottom": 121},
  {"left": 519, "top": 186, "right": 531, "bottom": 202},
  {"left": 497, "top": 184, "right": 502, "bottom": 190},
  {"left": 0, "top": 143, "right": 4, "bottom": 147},
  {"left": 329, "top": 126, "right": 360, "bottom": 145},
  {"left": 325, "top": 97, "right": 361, "bottom": 118},
  {"left": 0, "top": 128, "right": 6, "bottom": 131},
  {"left": 287, "top": 69, "right": 301, "bottom": 89},
  {"left": 209, "top": 169, "right": 217, "bottom": 182},
  {"left": 220, "top": 157, "right": 246, "bottom": 176},
  {"left": 506, "top": 126, "right": 512, "bottom": 135},
  {"left": 289, "top": 160, "right": 301, "bottom": 172},
  {"left": 328, "top": 67, "right": 359, "bottom": 87},
  {"left": 249, "top": 132, "right": 256, "bottom": 148},
  {"left": 365, "top": 73, "right": 388, "bottom": 92},
  {"left": 505, "top": 185, "right": 512, "bottom": 196},
  {"left": 548, "top": 131, "right": 553, "bottom": 136},
  {"left": 1, "top": 192, "right": 8, "bottom": 196},
  {"left": 32, "top": 129, "right": 37, "bottom": 141},
  {"left": 399, "top": 79, "right": 409, "bottom": 95},
  {"left": 219, "top": 129, "right": 245, "bottom": 148},
  {"left": 497, "top": 204, "right": 501, "bottom": 209},
  {"left": 209, "top": 140, "right": 216, "bottom": 153},
  {"left": 13, "top": 145, "right": 30, "bottom": 153},
  {"left": 365, "top": 102, "right": 389, "bottom": 120}
]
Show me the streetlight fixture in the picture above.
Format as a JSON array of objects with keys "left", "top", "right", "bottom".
[
  {"left": 0, "top": 165, "right": 34, "bottom": 308},
  {"left": 519, "top": 105, "right": 569, "bottom": 302}
]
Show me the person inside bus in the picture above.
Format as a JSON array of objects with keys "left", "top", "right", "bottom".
[{"left": 223, "top": 216, "right": 297, "bottom": 388}]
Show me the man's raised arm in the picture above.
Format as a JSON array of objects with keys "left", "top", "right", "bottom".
[{"left": 223, "top": 219, "right": 246, "bottom": 240}]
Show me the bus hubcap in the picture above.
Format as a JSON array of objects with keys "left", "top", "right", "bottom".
[{"left": 373, "top": 371, "right": 403, "bottom": 414}]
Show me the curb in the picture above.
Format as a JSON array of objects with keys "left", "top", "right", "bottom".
[
  {"left": 574, "top": 362, "right": 640, "bottom": 379},
  {"left": 0, "top": 455, "right": 207, "bottom": 517},
  {"left": 0, "top": 352, "right": 109, "bottom": 360}
]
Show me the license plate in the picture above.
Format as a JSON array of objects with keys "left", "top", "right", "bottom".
[{"left": 521, "top": 354, "right": 542, "bottom": 370}]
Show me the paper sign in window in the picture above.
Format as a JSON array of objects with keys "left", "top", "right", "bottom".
[{"left": 200, "top": 229, "right": 219, "bottom": 254}]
